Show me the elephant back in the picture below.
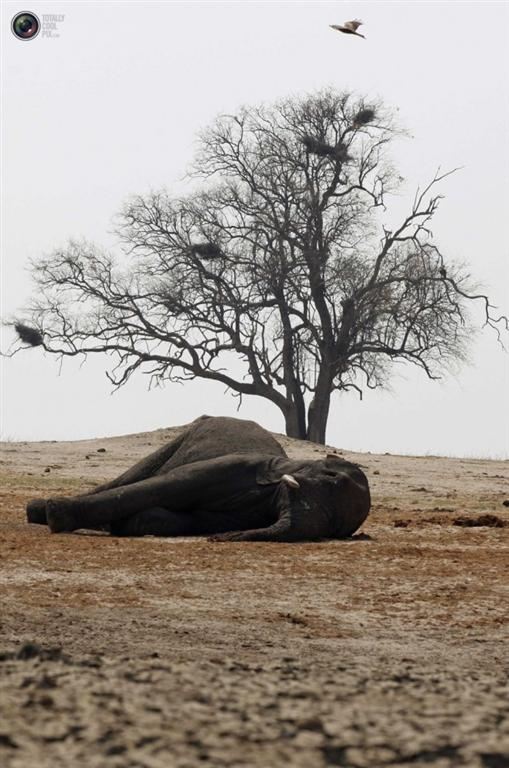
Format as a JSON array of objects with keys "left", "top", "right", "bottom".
[{"left": 156, "top": 416, "right": 287, "bottom": 475}]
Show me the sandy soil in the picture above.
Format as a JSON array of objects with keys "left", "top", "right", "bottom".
[{"left": 0, "top": 424, "right": 508, "bottom": 768}]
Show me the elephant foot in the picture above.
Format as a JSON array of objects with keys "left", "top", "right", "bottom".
[
  {"left": 26, "top": 499, "right": 48, "bottom": 525},
  {"left": 208, "top": 530, "right": 248, "bottom": 542},
  {"left": 46, "top": 498, "right": 80, "bottom": 533}
]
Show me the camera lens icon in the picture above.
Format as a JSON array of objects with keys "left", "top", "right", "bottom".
[{"left": 11, "top": 11, "right": 40, "bottom": 40}]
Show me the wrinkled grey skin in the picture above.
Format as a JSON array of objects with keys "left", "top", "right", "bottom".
[{"left": 27, "top": 416, "right": 370, "bottom": 542}]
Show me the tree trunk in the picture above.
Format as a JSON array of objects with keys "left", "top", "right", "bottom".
[
  {"left": 283, "top": 403, "right": 307, "bottom": 440},
  {"left": 306, "top": 373, "right": 333, "bottom": 444},
  {"left": 306, "top": 398, "right": 330, "bottom": 444}
]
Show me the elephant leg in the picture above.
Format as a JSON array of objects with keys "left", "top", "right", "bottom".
[
  {"left": 26, "top": 427, "right": 197, "bottom": 527},
  {"left": 25, "top": 431, "right": 190, "bottom": 525},
  {"left": 90, "top": 416, "right": 211, "bottom": 495},
  {"left": 27, "top": 499, "right": 108, "bottom": 530},
  {"left": 46, "top": 455, "right": 261, "bottom": 533},
  {"left": 26, "top": 498, "right": 48, "bottom": 525},
  {"left": 208, "top": 520, "right": 296, "bottom": 542},
  {"left": 89, "top": 431, "right": 188, "bottom": 495},
  {"left": 208, "top": 483, "right": 297, "bottom": 542},
  {"left": 45, "top": 471, "right": 192, "bottom": 534},
  {"left": 109, "top": 507, "right": 197, "bottom": 537}
]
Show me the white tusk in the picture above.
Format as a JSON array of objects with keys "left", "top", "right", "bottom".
[{"left": 281, "top": 474, "right": 300, "bottom": 488}]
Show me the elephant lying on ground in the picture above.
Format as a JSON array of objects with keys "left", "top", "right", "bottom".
[{"left": 26, "top": 416, "right": 370, "bottom": 541}]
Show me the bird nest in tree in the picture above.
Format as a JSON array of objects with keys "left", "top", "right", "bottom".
[
  {"left": 14, "top": 323, "right": 43, "bottom": 347},
  {"left": 190, "top": 243, "right": 223, "bottom": 259},
  {"left": 353, "top": 108, "right": 376, "bottom": 127},
  {"left": 302, "top": 135, "right": 350, "bottom": 161}
]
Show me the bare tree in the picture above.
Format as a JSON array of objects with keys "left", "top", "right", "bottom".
[{"left": 7, "top": 90, "right": 507, "bottom": 443}]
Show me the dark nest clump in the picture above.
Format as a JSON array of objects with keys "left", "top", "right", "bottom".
[
  {"left": 302, "top": 135, "right": 350, "bottom": 161},
  {"left": 333, "top": 143, "right": 350, "bottom": 162},
  {"left": 453, "top": 514, "right": 507, "bottom": 528},
  {"left": 159, "top": 291, "right": 182, "bottom": 312},
  {"left": 14, "top": 323, "right": 43, "bottom": 347},
  {"left": 353, "top": 108, "right": 376, "bottom": 127},
  {"left": 190, "top": 243, "right": 223, "bottom": 259}
]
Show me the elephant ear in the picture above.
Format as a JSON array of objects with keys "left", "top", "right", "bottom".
[{"left": 256, "top": 457, "right": 292, "bottom": 485}]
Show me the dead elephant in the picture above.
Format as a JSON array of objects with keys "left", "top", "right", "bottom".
[{"left": 26, "top": 416, "right": 370, "bottom": 541}]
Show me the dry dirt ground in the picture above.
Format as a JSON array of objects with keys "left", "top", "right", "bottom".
[{"left": 0, "top": 425, "right": 508, "bottom": 768}]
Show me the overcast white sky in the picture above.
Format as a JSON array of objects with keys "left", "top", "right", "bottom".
[{"left": 1, "top": 1, "right": 508, "bottom": 458}]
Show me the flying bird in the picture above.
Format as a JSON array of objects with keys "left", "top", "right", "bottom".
[{"left": 330, "top": 19, "right": 365, "bottom": 39}]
